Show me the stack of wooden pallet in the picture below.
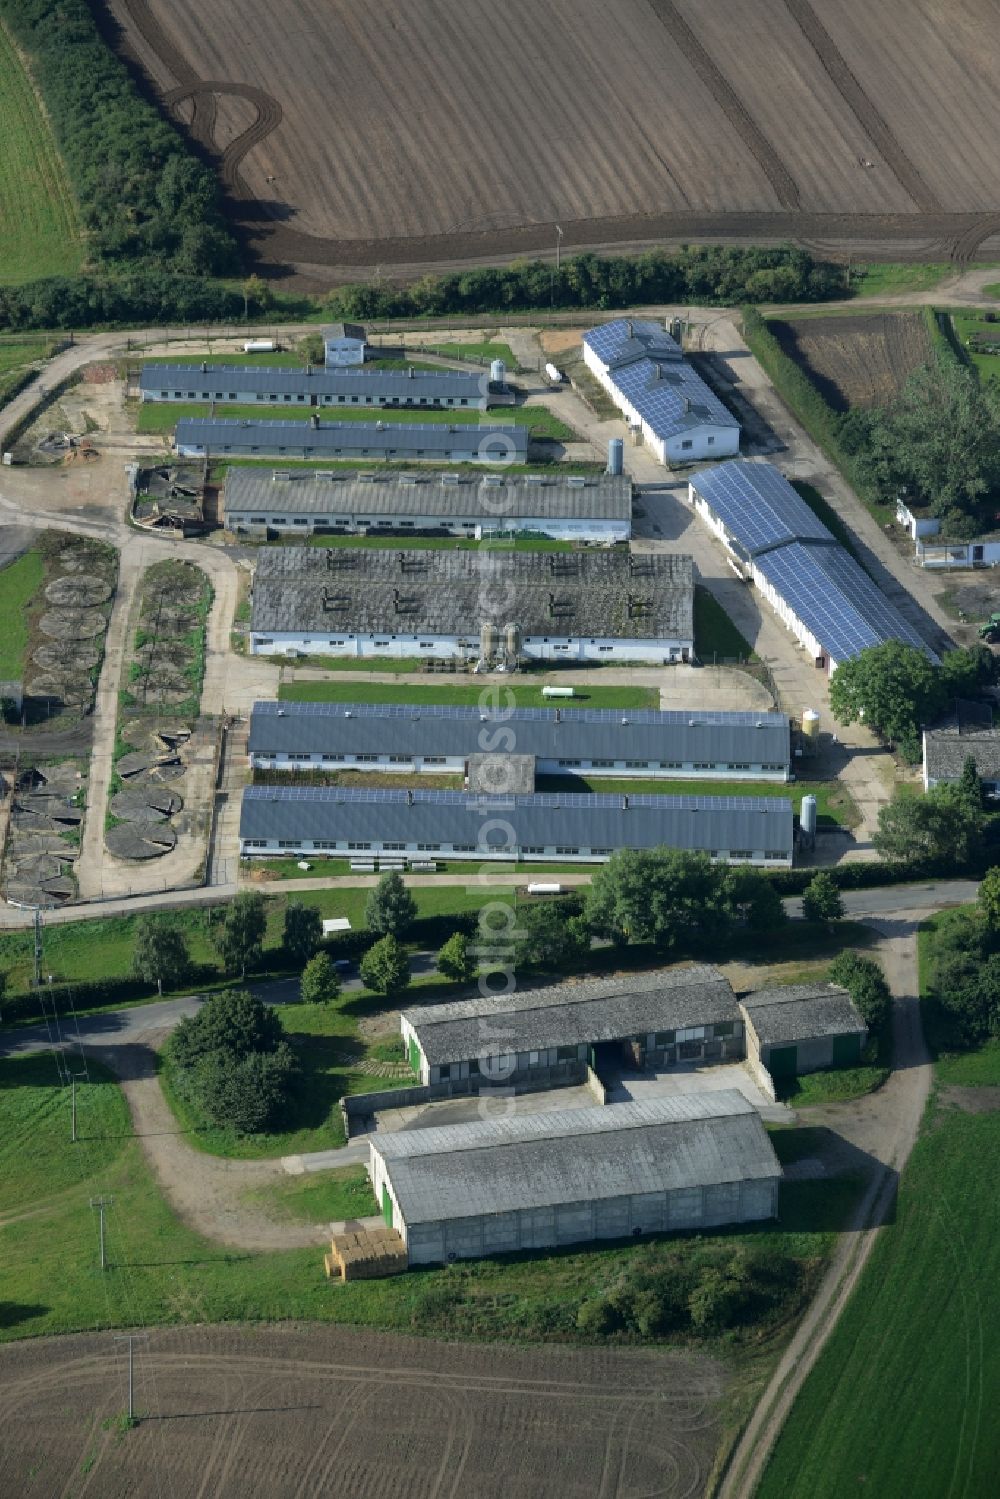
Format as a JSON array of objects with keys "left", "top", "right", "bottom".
[{"left": 324, "top": 1226, "right": 408, "bottom": 1281}]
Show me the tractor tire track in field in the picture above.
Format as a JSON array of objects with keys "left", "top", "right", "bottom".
[
  {"left": 645, "top": 0, "right": 800, "bottom": 212},
  {"left": 118, "top": 0, "right": 220, "bottom": 149},
  {"left": 783, "top": 0, "right": 941, "bottom": 214},
  {"left": 948, "top": 213, "right": 1000, "bottom": 266},
  {"left": 162, "top": 81, "right": 283, "bottom": 203}
]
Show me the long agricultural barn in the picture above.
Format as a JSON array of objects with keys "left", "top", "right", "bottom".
[
  {"left": 247, "top": 700, "right": 792, "bottom": 782},
  {"left": 238, "top": 785, "right": 795, "bottom": 866},
  {"left": 582, "top": 318, "right": 740, "bottom": 465},
  {"left": 400, "top": 965, "right": 743, "bottom": 1090},
  {"left": 223, "top": 467, "right": 631, "bottom": 541},
  {"left": 689, "top": 461, "right": 936, "bottom": 675},
  {"left": 174, "top": 417, "right": 528, "bottom": 464},
  {"left": 141, "top": 363, "right": 499, "bottom": 411},
  {"left": 368, "top": 1093, "right": 782, "bottom": 1265},
  {"left": 739, "top": 984, "right": 867, "bottom": 1080},
  {"left": 248, "top": 547, "right": 695, "bottom": 663}
]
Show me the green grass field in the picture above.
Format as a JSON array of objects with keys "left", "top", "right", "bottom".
[
  {"left": 278, "top": 680, "right": 659, "bottom": 710},
  {"left": 0, "top": 334, "right": 57, "bottom": 402},
  {"left": 137, "top": 401, "right": 574, "bottom": 440},
  {"left": 950, "top": 309, "right": 1000, "bottom": 382},
  {"left": 0, "top": 1047, "right": 861, "bottom": 1354},
  {"left": 848, "top": 263, "right": 951, "bottom": 300},
  {"left": 791, "top": 480, "right": 863, "bottom": 563},
  {"left": 0, "top": 21, "right": 83, "bottom": 284},
  {"left": 419, "top": 341, "right": 518, "bottom": 367},
  {"left": 693, "top": 586, "right": 755, "bottom": 661},
  {"left": 243, "top": 1165, "right": 379, "bottom": 1224},
  {"left": 0, "top": 547, "right": 44, "bottom": 678}
]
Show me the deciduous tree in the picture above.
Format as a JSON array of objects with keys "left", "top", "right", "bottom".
[
  {"left": 282, "top": 902, "right": 323, "bottom": 965},
  {"left": 364, "top": 872, "right": 417, "bottom": 937},
  {"left": 801, "top": 873, "right": 845, "bottom": 925},
  {"left": 873, "top": 783, "right": 984, "bottom": 866},
  {"left": 829, "top": 641, "right": 945, "bottom": 751},
  {"left": 299, "top": 952, "right": 342, "bottom": 1007},
  {"left": 212, "top": 892, "right": 267, "bottom": 977},
  {"left": 131, "top": 916, "right": 190, "bottom": 996},
  {"left": 436, "top": 932, "right": 477, "bottom": 985},
  {"left": 359, "top": 935, "right": 411, "bottom": 999}
]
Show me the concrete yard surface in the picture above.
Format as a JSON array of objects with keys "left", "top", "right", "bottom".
[{"left": 608, "top": 1059, "right": 794, "bottom": 1123}]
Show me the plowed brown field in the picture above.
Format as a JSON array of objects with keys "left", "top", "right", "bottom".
[
  {"left": 769, "top": 311, "right": 934, "bottom": 410},
  {"left": 0, "top": 1323, "right": 727, "bottom": 1498},
  {"left": 106, "top": 0, "right": 1000, "bottom": 278}
]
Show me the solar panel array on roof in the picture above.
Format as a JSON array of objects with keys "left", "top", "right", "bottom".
[
  {"left": 609, "top": 359, "right": 738, "bottom": 443},
  {"left": 754, "top": 542, "right": 936, "bottom": 664},
  {"left": 582, "top": 318, "right": 684, "bottom": 369},
  {"left": 690, "top": 461, "right": 834, "bottom": 556},
  {"left": 175, "top": 416, "right": 528, "bottom": 459}
]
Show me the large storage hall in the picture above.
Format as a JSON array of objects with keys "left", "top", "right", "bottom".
[{"left": 368, "top": 1093, "right": 782, "bottom": 1265}]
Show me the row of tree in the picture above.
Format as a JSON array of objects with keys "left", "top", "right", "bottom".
[
  {"left": 1, "top": 0, "right": 238, "bottom": 276},
  {"left": 324, "top": 246, "right": 844, "bottom": 322}
]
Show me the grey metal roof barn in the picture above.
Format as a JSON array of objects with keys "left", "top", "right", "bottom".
[
  {"left": 238, "top": 784, "right": 794, "bottom": 859},
  {"left": 739, "top": 984, "right": 865, "bottom": 1045},
  {"left": 247, "top": 699, "right": 790, "bottom": 770},
  {"left": 402, "top": 965, "right": 740, "bottom": 1066},
  {"left": 371, "top": 1092, "right": 781, "bottom": 1224},
  {"left": 141, "top": 364, "right": 490, "bottom": 405},
  {"left": 249, "top": 547, "right": 694, "bottom": 640},
  {"left": 225, "top": 467, "right": 631, "bottom": 523},
  {"left": 923, "top": 701, "right": 1000, "bottom": 784},
  {"left": 174, "top": 417, "right": 528, "bottom": 462}
]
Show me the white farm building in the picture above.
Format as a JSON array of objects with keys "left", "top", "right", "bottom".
[
  {"left": 582, "top": 318, "right": 739, "bottom": 465},
  {"left": 690, "top": 461, "right": 936, "bottom": 676},
  {"left": 174, "top": 417, "right": 528, "bottom": 465},
  {"left": 223, "top": 467, "right": 631, "bottom": 541},
  {"left": 368, "top": 1093, "right": 782, "bottom": 1265},
  {"left": 323, "top": 322, "right": 367, "bottom": 366},
  {"left": 140, "top": 363, "right": 496, "bottom": 412},
  {"left": 248, "top": 546, "right": 695, "bottom": 663}
]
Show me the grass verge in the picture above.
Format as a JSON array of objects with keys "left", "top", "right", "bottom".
[
  {"left": 136, "top": 400, "right": 574, "bottom": 440},
  {"left": 278, "top": 680, "right": 659, "bottom": 709},
  {"left": 242, "top": 1165, "right": 379, "bottom": 1224},
  {"left": 0, "top": 547, "right": 44, "bottom": 678}
]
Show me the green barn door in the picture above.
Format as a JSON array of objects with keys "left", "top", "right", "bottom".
[
  {"left": 768, "top": 1045, "right": 798, "bottom": 1079},
  {"left": 832, "top": 1033, "right": 861, "bottom": 1067},
  {"left": 382, "top": 1186, "right": 394, "bottom": 1228},
  {"left": 408, "top": 1036, "right": 422, "bottom": 1077}
]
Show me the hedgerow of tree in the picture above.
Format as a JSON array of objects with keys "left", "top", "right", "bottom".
[{"left": 0, "top": 0, "right": 238, "bottom": 276}]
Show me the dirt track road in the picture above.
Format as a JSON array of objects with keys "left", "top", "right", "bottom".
[{"left": 717, "top": 914, "right": 932, "bottom": 1499}]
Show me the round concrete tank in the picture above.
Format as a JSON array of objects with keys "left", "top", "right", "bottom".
[
  {"left": 480, "top": 621, "right": 498, "bottom": 660},
  {"left": 802, "top": 708, "right": 821, "bottom": 739},
  {"left": 607, "top": 437, "right": 624, "bottom": 475},
  {"left": 504, "top": 621, "right": 521, "bottom": 659},
  {"left": 490, "top": 359, "right": 506, "bottom": 385},
  {"left": 800, "top": 794, "right": 818, "bottom": 840}
]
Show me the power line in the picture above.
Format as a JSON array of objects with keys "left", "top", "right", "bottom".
[{"left": 113, "top": 1333, "right": 150, "bottom": 1423}]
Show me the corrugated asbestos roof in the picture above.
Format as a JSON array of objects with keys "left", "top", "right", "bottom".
[
  {"left": 225, "top": 467, "right": 631, "bottom": 521},
  {"left": 740, "top": 983, "right": 866, "bottom": 1044},
  {"left": 403, "top": 965, "right": 740, "bottom": 1065},
  {"left": 239, "top": 784, "right": 794, "bottom": 858},
  {"left": 690, "top": 461, "right": 835, "bottom": 558},
  {"left": 249, "top": 546, "right": 694, "bottom": 640},
  {"left": 142, "top": 364, "right": 487, "bottom": 402},
  {"left": 372, "top": 1092, "right": 782, "bottom": 1223},
  {"left": 248, "top": 698, "right": 790, "bottom": 769},
  {"left": 924, "top": 727, "right": 1000, "bottom": 781},
  {"left": 175, "top": 417, "right": 528, "bottom": 459}
]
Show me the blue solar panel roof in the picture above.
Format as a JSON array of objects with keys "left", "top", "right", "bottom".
[
  {"left": 754, "top": 541, "right": 938, "bottom": 665},
  {"left": 582, "top": 318, "right": 684, "bottom": 369},
  {"left": 691, "top": 462, "right": 834, "bottom": 557}
]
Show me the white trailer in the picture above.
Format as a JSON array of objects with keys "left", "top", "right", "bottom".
[
  {"left": 541, "top": 685, "right": 575, "bottom": 698},
  {"left": 243, "top": 339, "right": 278, "bottom": 353},
  {"left": 544, "top": 362, "right": 564, "bottom": 384}
]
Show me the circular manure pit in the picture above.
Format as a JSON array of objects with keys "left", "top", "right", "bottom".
[
  {"left": 110, "top": 788, "right": 183, "bottom": 823},
  {"left": 25, "top": 674, "right": 91, "bottom": 706},
  {"left": 105, "top": 823, "right": 177, "bottom": 860},
  {"left": 32, "top": 642, "right": 101, "bottom": 673},
  {"left": 44, "top": 574, "right": 113, "bottom": 608},
  {"left": 38, "top": 608, "right": 107, "bottom": 641}
]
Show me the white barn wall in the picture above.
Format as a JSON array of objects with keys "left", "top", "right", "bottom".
[
  {"left": 248, "top": 630, "right": 692, "bottom": 663},
  {"left": 250, "top": 748, "right": 790, "bottom": 782}
]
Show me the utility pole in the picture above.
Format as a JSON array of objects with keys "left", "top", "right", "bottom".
[
  {"left": 70, "top": 1065, "right": 88, "bottom": 1143},
  {"left": 555, "top": 224, "right": 564, "bottom": 272},
  {"left": 113, "top": 1333, "right": 149, "bottom": 1423},
  {"left": 33, "top": 907, "right": 42, "bottom": 990},
  {"left": 90, "top": 1196, "right": 113, "bottom": 1270}
]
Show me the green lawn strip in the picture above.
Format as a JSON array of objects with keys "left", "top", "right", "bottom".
[
  {"left": 693, "top": 585, "right": 755, "bottom": 661},
  {"left": 0, "top": 548, "right": 44, "bottom": 678},
  {"left": 278, "top": 680, "right": 659, "bottom": 709},
  {"left": 242, "top": 1165, "right": 379, "bottom": 1224},
  {"left": 136, "top": 401, "right": 574, "bottom": 440},
  {"left": 210, "top": 457, "right": 604, "bottom": 481},
  {"left": 756, "top": 1102, "right": 1000, "bottom": 1499},
  {"left": 303, "top": 534, "right": 576, "bottom": 552},
  {"left": 0, "top": 334, "right": 57, "bottom": 401},
  {"left": 418, "top": 341, "right": 518, "bottom": 367},
  {"left": 773, "top": 1014, "right": 890, "bottom": 1106},
  {"left": 0, "top": 1045, "right": 864, "bottom": 1352},
  {"left": 245, "top": 857, "right": 591, "bottom": 880},
  {"left": 0, "top": 1054, "right": 129, "bottom": 1213},
  {"left": 981, "top": 283, "right": 1000, "bottom": 300},
  {"left": 847, "top": 262, "right": 951, "bottom": 299},
  {"left": 0, "top": 20, "right": 83, "bottom": 285},
  {"left": 536, "top": 775, "right": 857, "bottom": 829}
]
